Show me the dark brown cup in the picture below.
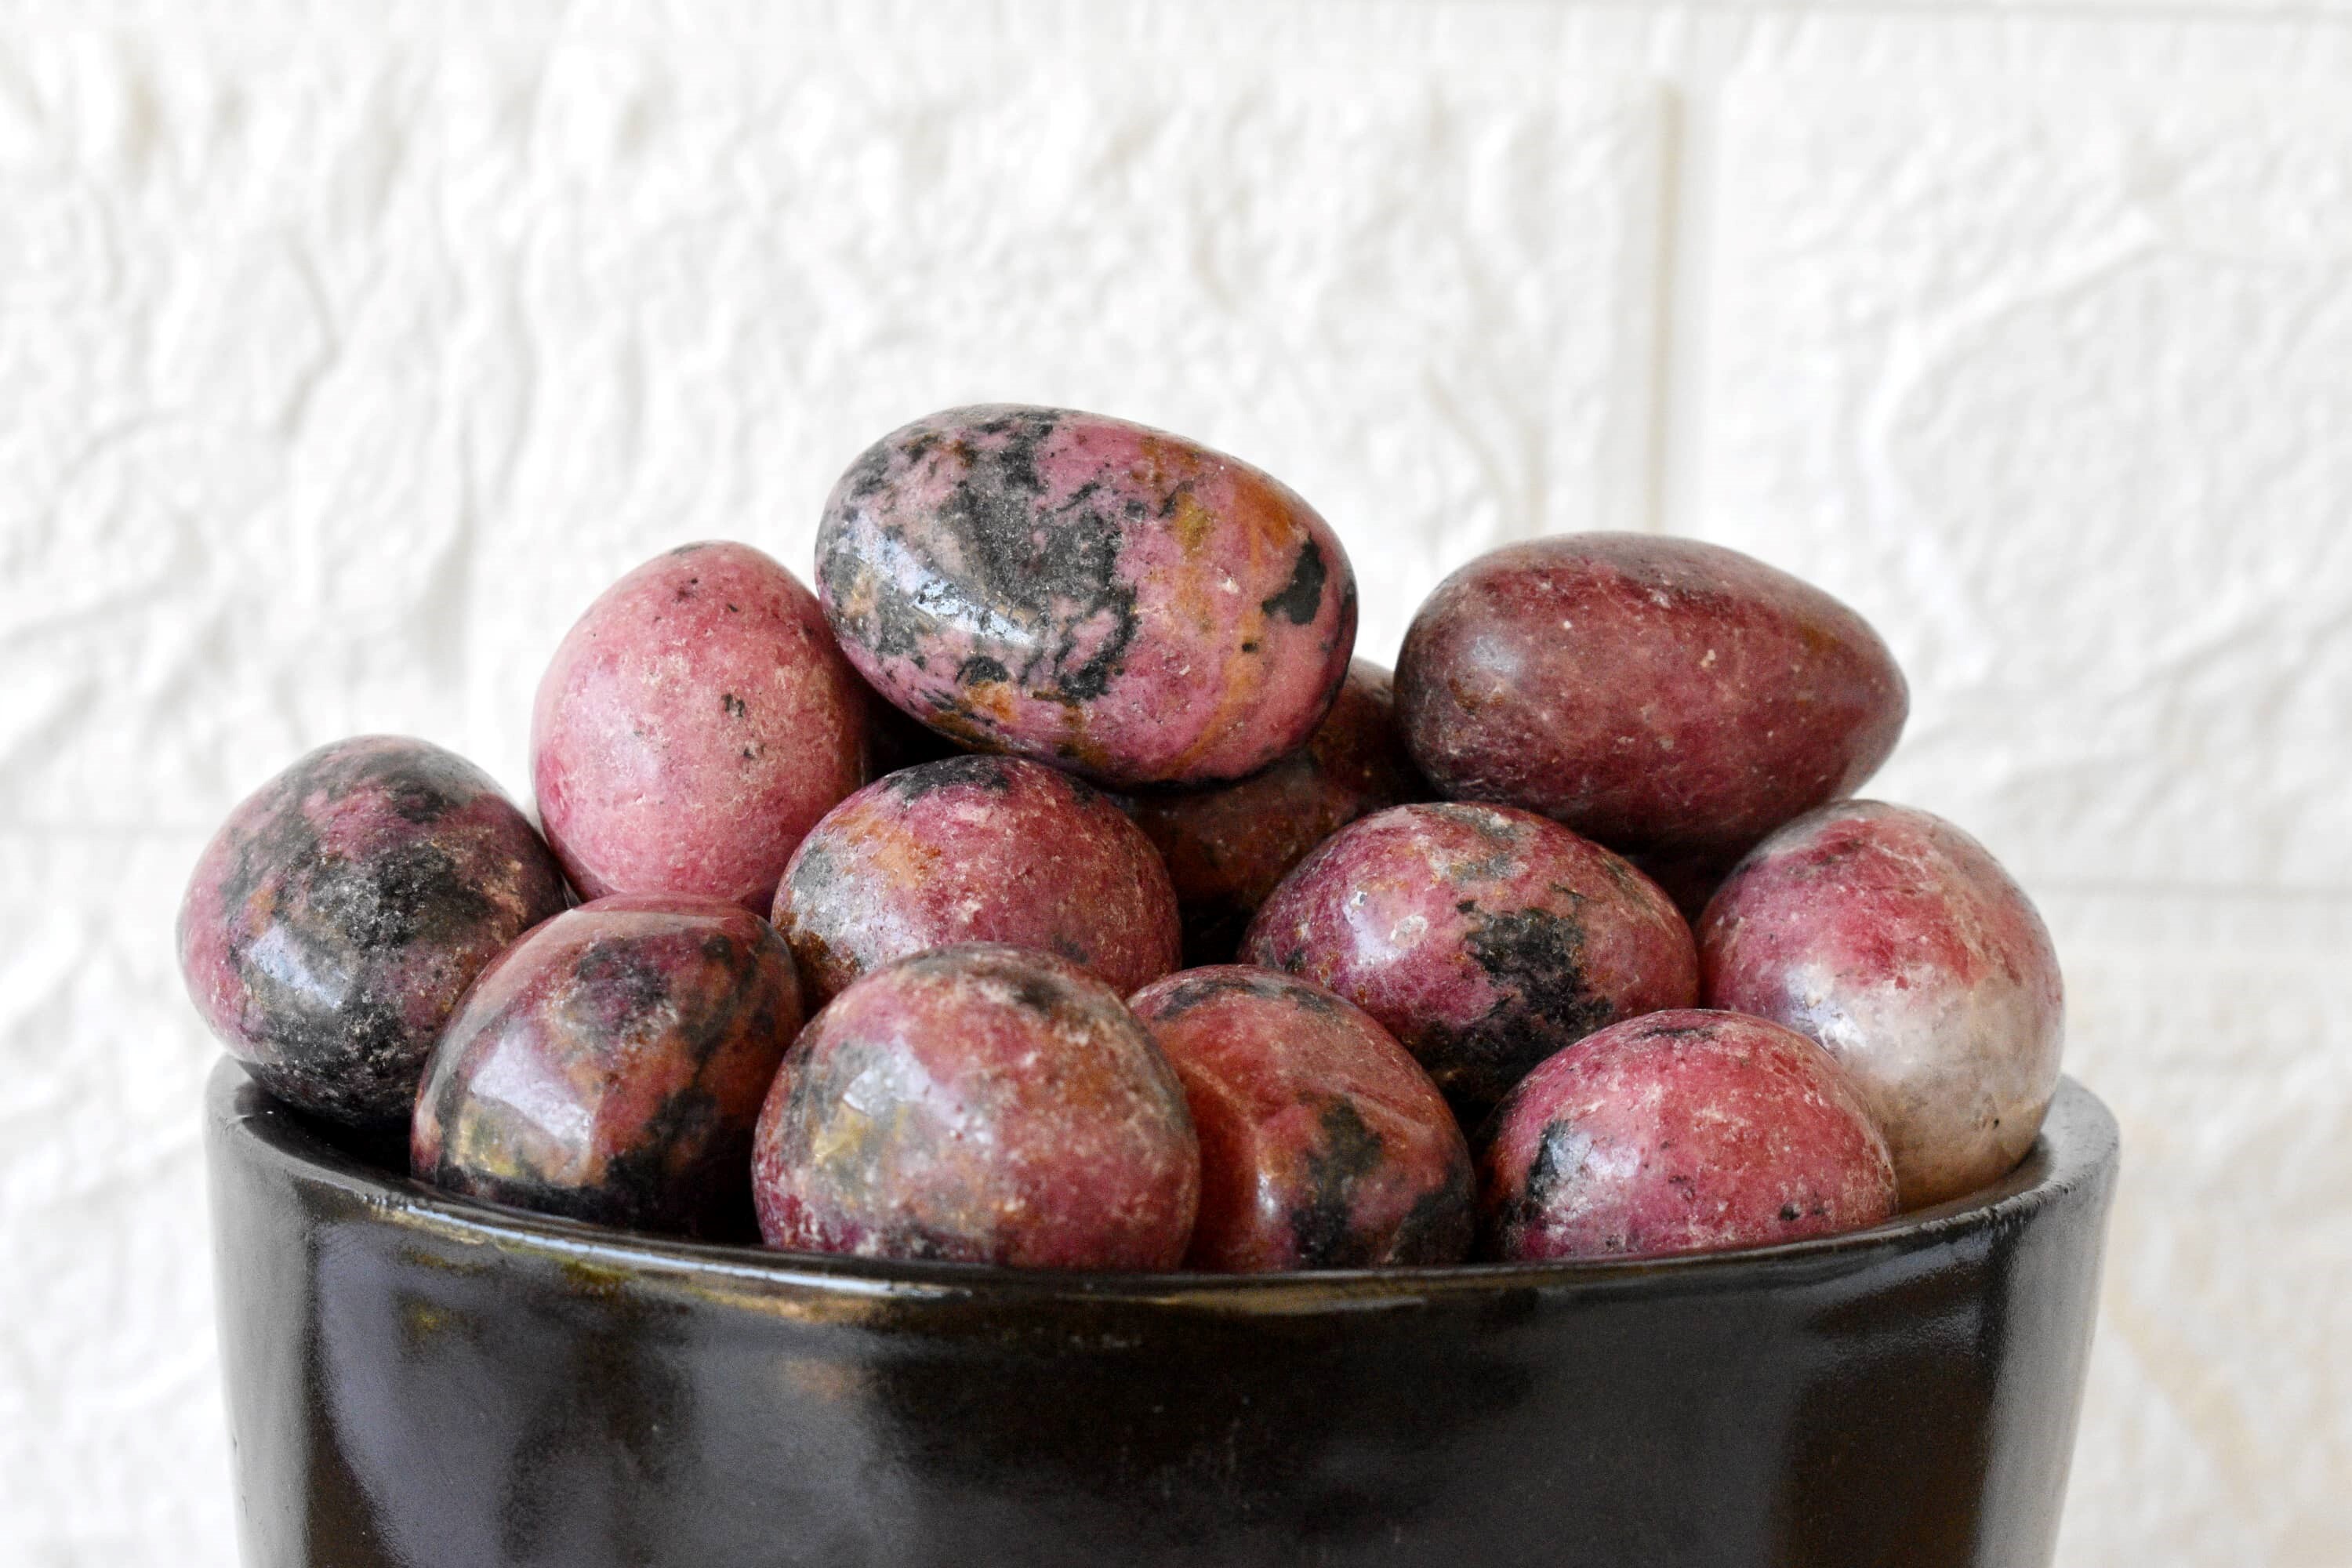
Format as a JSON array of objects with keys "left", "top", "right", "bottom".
[{"left": 204, "top": 1059, "right": 2117, "bottom": 1568}]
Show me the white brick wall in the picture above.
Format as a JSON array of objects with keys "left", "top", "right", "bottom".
[{"left": 3, "top": 4, "right": 2345, "bottom": 1563}]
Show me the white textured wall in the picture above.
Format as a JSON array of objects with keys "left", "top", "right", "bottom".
[{"left": 3, "top": 3, "right": 2347, "bottom": 1563}]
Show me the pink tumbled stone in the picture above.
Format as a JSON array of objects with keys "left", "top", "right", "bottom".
[
  {"left": 1241, "top": 802, "right": 1699, "bottom": 1116},
  {"left": 753, "top": 945, "right": 1200, "bottom": 1270},
  {"left": 815, "top": 405, "right": 1357, "bottom": 789},
  {"left": 1700, "top": 800, "right": 2066, "bottom": 1210},
  {"left": 177, "top": 735, "right": 568, "bottom": 1131},
  {"left": 1129, "top": 967, "right": 1472, "bottom": 1272},
  {"left": 532, "top": 541, "right": 868, "bottom": 913},
  {"left": 773, "top": 754, "right": 1181, "bottom": 1008},
  {"left": 412, "top": 895, "right": 801, "bottom": 1240},
  {"left": 1479, "top": 1009, "right": 1898, "bottom": 1262},
  {"left": 1396, "top": 533, "right": 1907, "bottom": 875}
]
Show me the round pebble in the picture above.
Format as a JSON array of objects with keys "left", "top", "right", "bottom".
[
  {"left": 1129, "top": 967, "right": 1472, "bottom": 1272},
  {"left": 1479, "top": 1009, "right": 1899, "bottom": 1261},
  {"left": 177, "top": 735, "right": 570, "bottom": 1132},
  {"left": 1700, "top": 800, "right": 2065, "bottom": 1209},
  {"left": 532, "top": 540, "right": 867, "bottom": 912},
  {"left": 753, "top": 945, "right": 1200, "bottom": 1270},
  {"left": 411, "top": 895, "right": 802, "bottom": 1238},
  {"left": 773, "top": 753, "right": 1181, "bottom": 1007},
  {"left": 816, "top": 404, "right": 1356, "bottom": 788},
  {"left": 1242, "top": 802, "right": 1699, "bottom": 1116}
]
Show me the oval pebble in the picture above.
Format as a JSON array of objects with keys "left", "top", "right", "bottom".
[
  {"left": 176, "top": 735, "right": 569, "bottom": 1131},
  {"left": 1242, "top": 802, "right": 1699, "bottom": 1116},
  {"left": 753, "top": 944, "right": 1200, "bottom": 1270},
  {"left": 1396, "top": 532, "right": 1907, "bottom": 873},
  {"left": 412, "top": 895, "right": 802, "bottom": 1238},
  {"left": 1479, "top": 1009, "right": 1899, "bottom": 1261},
  {"left": 1130, "top": 967, "right": 1472, "bottom": 1272},
  {"left": 774, "top": 753, "right": 1181, "bottom": 1007},
  {"left": 1700, "top": 800, "right": 2065, "bottom": 1209},
  {"left": 532, "top": 541, "right": 868, "bottom": 912},
  {"left": 816, "top": 405, "right": 1356, "bottom": 789}
]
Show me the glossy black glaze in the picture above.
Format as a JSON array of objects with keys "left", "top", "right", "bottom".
[{"left": 205, "top": 1059, "right": 2117, "bottom": 1568}]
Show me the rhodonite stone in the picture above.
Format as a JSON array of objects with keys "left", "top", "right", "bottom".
[
  {"left": 176, "top": 735, "right": 569, "bottom": 1132},
  {"left": 1479, "top": 1009, "right": 1898, "bottom": 1262},
  {"left": 815, "top": 405, "right": 1357, "bottom": 789},
  {"left": 1700, "top": 800, "right": 2066, "bottom": 1210},
  {"left": 1119, "top": 659, "right": 1428, "bottom": 964},
  {"left": 753, "top": 945, "right": 1200, "bottom": 1270},
  {"left": 411, "top": 894, "right": 802, "bottom": 1239},
  {"left": 1242, "top": 802, "right": 1699, "bottom": 1117},
  {"left": 1396, "top": 532, "right": 1907, "bottom": 872},
  {"left": 773, "top": 753, "right": 1181, "bottom": 1007},
  {"left": 532, "top": 540, "right": 868, "bottom": 913},
  {"left": 1128, "top": 967, "right": 1472, "bottom": 1272}
]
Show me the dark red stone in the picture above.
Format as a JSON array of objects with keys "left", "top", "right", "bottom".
[
  {"left": 177, "top": 735, "right": 570, "bottom": 1132},
  {"left": 1396, "top": 532, "right": 1907, "bottom": 867},
  {"left": 1242, "top": 802, "right": 1699, "bottom": 1116},
  {"left": 1479, "top": 1009, "right": 1899, "bottom": 1262},
  {"left": 1129, "top": 967, "right": 1471, "bottom": 1272},
  {"left": 753, "top": 945, "right": 1200, "bottom": 1270},
  {"left": 411, "top": 894, "right": 803, "bottom": 1239}
]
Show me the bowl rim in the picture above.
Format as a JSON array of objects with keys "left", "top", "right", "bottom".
[{"left": 206, "top": 1059, "right": 2117, "bottom": 1311}]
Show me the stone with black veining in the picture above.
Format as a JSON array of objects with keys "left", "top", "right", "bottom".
[
  {"left": 410, "top": 893, "right": 802, "bottom": 1239},
  {"left": 774, "top": 753, "right": 1181, "bottom": 1008},
  {"left": 816, "top": 405, "right": 1357, "bottom": 789},
  {"left": 1129, "top": 966, "right": 1471, "bottom": 1272},
  {"left": 753, "top": 944, "right": 1200, "bottom": 1270},
  {"left": 1479, "top": 1008, "right": 1899, "bottom": 1262},
  {"left": 1242, "top": 802, "right": 1698, "bottom": 1118},
  {"left": 1397, "top": 532, "right": 1907, "bottom": 872},
  {"left": 1119, "top": 659, "right": 1429, "bottom": 965},
  {"left": 177, "top": 735, "right": 570, "bottom": 1132},
  {"left": 532, "top": 541, "right": 868, "bottom": 913},
  {"left": 1700, "top": 800, "right": 2065, "bottom": 1210}
]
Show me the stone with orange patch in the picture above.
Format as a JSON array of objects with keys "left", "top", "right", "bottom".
[
  {"left": 773, "top": 755, "right": 1181, "bottom": 1007},
  {"left": 816, "top": 405, "right": 1356, "bottom": 789}
]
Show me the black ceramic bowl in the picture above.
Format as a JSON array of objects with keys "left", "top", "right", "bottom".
[{"left": 205, "top": 1059, "right": 2117, "bottom": 1568}]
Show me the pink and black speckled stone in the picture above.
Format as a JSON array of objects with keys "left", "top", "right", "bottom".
[
  {"left": 177, "top": 735, "right": 570, "bottom": 1132},
  {"left": 1479, "top": 1009, "right": 1899, "bottom": 1262},
  {"left": 1396, "top": 533, "right": 1907, "bottom": 870},
  {"left": 1700, "top": 800, "right": 2066, "bottom": 1210},
  {"left": 753, "top": 944, "right": 1200, "bottom": 1270},
  {"left": 815, "top": 405, "right": 1357, "bottom": 789},
  {"left": 1129, "top": 967, "right": 1472, "bottom": 1272},
  {"left": 532, "top": 541, "right": 869, "bottom": 913},
  {"left": 773, "top": 753, "right": 1181, "bottom": 1008},
  {"left": 411, "top": 895, "right": 802, "bottom": 1239},
  {"left": 1119, "top": 659, "right": 1430, "bottom": 965},
  {"left": 1241, "top": 802, "right": 1699, "bottom": 1117}
]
